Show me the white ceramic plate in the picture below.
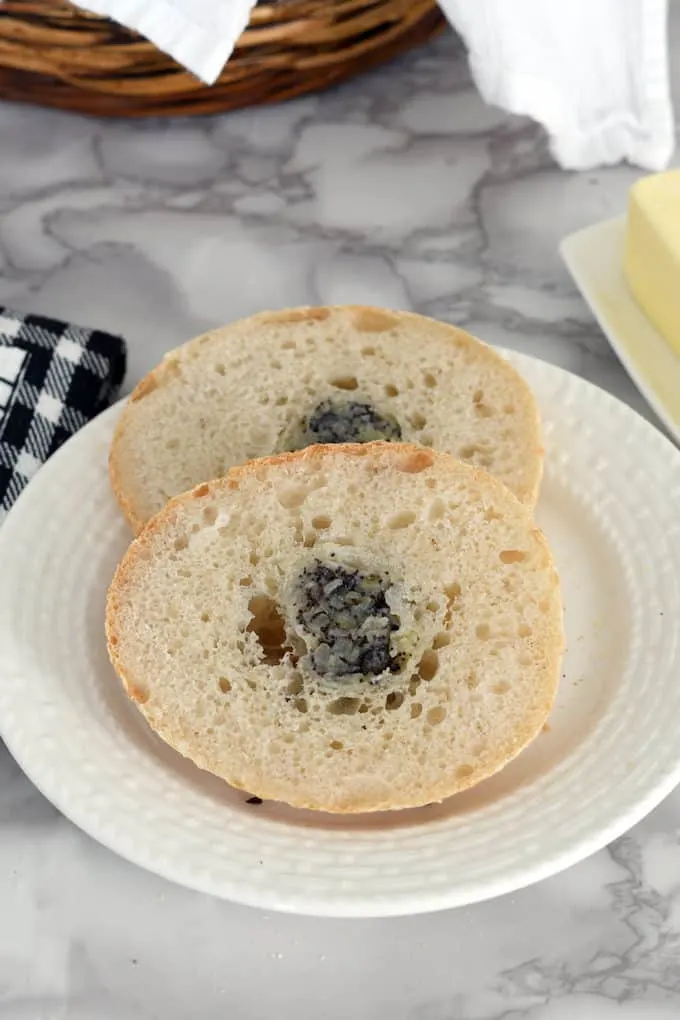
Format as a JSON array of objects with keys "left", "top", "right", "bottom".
[
  {"left": 1, "top": 351, "right": 680, "bottom": 918},
  {"left": 561, "top": 216, "right": 680, "bottom": 444}
]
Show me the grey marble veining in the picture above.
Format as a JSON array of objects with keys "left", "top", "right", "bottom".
[{"left": 2, "top": 23, "right": 680, "bottom": 1020}]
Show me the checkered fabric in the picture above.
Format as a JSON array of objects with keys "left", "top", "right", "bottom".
[{"left": 0, "top": 308, "right": 126, "bottom": 524}]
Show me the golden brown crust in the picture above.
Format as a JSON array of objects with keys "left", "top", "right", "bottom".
[
  {"left": 260, "top": 307, "right": 331, "bottom": 324},
  {"left": 395, "top": 448, "right": 435, "bottom": 473},
  {"left": 109, "top": 351, "right": 188, "bottom": 532},
  {"left": 108, "top": 447, "right": 145, "bottom": 533},
  {"left": 126, "top": 682, "right": 149, "bottom": 705},
  {"left": 189, "top": 439, "right": 500, "bottom": 499},
  {"left": 127, "top": 354, "right": 183, "bottom": 405},
  {"left": 129, "top": 374, "right": 158, "bottom": 402},
  {"left": 351, "top": 307, "right": 400, "bottom": 332},
  {"left": 216, "top": 440, "right": 538, "bottom": 515}
]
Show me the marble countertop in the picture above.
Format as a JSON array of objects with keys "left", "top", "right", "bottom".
[{"left": 2, "top": 23, "right": 680, "bottom": 1020}]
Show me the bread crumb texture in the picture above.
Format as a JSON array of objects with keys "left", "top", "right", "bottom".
[
  {"left": 109, "top": 306, "right": 543, "bottom": 531},
  {"left": 107, "top": 444, "right": 563, "bottom": 813}
]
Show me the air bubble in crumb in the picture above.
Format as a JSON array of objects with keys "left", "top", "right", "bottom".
[
  {"left": 457, "top": 764, "right": 473, "bottom": 779},
  {"left": 385, "top": 691, "right": 404, "bottom": 711},
  {"left": 426, "top": 706, "right": 447, "bottom": 726},
  {"left": 330, "top": 740, "right": 344, "bottom": 750},
  {"left": 418, "top": 649, "right": 439, "bottom": 681},
  {"left": 475, "top": 403, "right": 493, "bottom": 419},
  {"left": 278, "top": 486, "right": 307, "bottom": 509},
  {"left": 411, "top": 702, "right": 422, "bottom": 719},
  {"left": 493, "top": 681, "right": 510, "bottom": 695},
  {"left": 500, "top": 550, "right": 526, "bottom": 564},
  {"left": 424, "top": 373, "right": 437, "bottom": 388},
  {"left": 311, "top": 515, "right": 331, "bottom": 530},
  {"left": 387, "top": 510, "right": 416, "bottom": 530},
  {"left": 330, "top": 376, "right": 358, "bottom": 391},
  {"left": 218, "top": 677, "right": 231, "bottom": 694},
  {"left": 429, "top": 499, "right": 446, "bottom": 521},
  {"left": 328, "top": 697, "right": 360, "bottom": 716},
  {"left": 433, "top": 632, "right": 451, "bottom": 649},
  {"left": 385, "top": 384, "right": 399, "bottom": 397},
  {"left": 286, "top": 675, "right": 303, "bottom": 696},
  {"left": 295, "top": 697, "right": 308, "bottom": 714},
  {"left": 476, "top": 623, "right": 491, "bottom": 640},
  {"left": 247, "top": 595, "right": 289, "bottom": 665}
]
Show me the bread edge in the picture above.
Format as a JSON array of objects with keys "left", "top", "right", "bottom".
[
  {"left": 108, "top": 306, "right": 544, "bottom": 532},
  {"left": 106, "top": 441, "right": 563, "bottom": 813}
]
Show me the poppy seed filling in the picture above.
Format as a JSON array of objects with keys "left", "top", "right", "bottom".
[
  {"left": 285, "top": 398, "right": 402, "bottom": 449},
  {"left": 294, "top": 561, "right": 401, "bottom": 679}
]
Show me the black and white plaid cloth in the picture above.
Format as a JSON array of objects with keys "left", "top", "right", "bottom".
[{"left": 0, "top": 307, "right": 126, "bottom": 524}]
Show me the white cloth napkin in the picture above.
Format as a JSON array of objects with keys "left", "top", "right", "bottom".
[
  {"left": 69, "top": 0, "right": 673, "bottom": 171},
  {"left": 440, "top": 0, "right": 674, "bottom": 170},
  {"left": 74, "top": 0, "right": 258, "bottom": 86}
]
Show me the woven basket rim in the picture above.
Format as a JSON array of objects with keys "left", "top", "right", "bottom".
[{"left": 0, "top": 0, "right": 446, "bottom": 116}]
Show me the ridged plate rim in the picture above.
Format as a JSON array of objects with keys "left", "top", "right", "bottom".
[{"left": 1, "top": 350, "right": 679, "bottom": 917}]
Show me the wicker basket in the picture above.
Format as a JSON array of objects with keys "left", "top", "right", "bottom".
[{"left": 0, "top": 0, "right": 445, "bottom": 117}]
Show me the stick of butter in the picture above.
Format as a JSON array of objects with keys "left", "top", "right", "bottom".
[{"left": 624, "top": 170, "right": 680, "bottom": 358}]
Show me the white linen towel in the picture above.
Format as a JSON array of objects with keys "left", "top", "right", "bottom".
[
  {"left": 65, "top": 0, "right": 674, "bottom": 170},
  {"left": 439, "top": 0, "right": 673, "bottom": 170}
]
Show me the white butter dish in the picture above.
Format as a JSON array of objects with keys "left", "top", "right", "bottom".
[{"left": 561, "top": 216, "right": 680, "bottom": 445}]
